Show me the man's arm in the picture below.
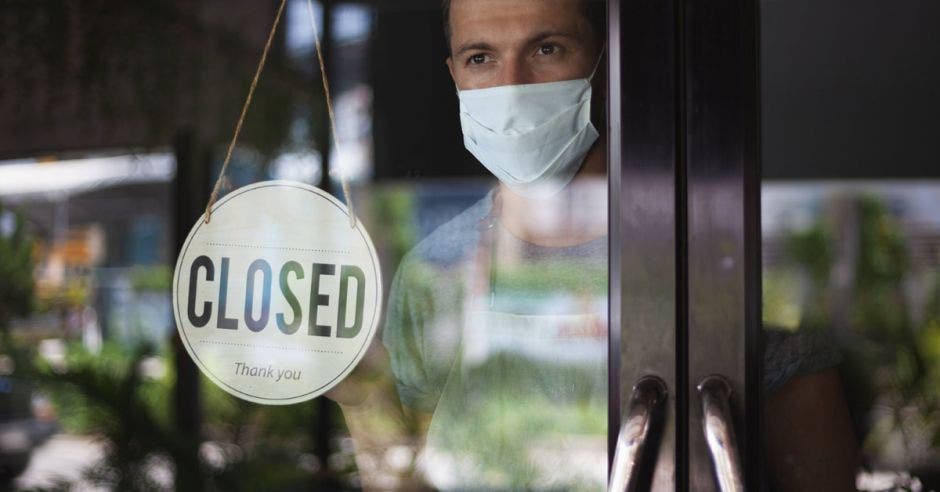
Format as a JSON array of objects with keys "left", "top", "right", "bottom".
[
  {"left": 327, "top": 344, "right": 430, "bottom": 490},
  {"left": 763, "top": 368, "right": 859, "bottom": 491}
]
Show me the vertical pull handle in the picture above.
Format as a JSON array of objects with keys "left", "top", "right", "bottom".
[
  {"left": 609, "top": 376, "right": 668, "bottom": 492},
  {"left": 698, "top": 375, "right": 745, "bottom": 492}
]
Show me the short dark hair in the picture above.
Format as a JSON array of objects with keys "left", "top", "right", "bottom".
[{"left": 442, "top": 0, "right": 606, "bottom": 53}]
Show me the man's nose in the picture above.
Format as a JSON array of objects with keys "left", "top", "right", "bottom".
[{"left": 498, "top": 57, "right": 534, "bottom": 86}]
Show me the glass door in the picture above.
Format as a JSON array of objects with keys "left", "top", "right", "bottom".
[
  {"left": 330, "top": 0, "right": 613, "bottom": 489},
  {"left": 609, "top": 0, "right": 761, "bottom": 488},
  {"left": 608, "top": 0, "right": 940, "bottom": 490},
  {"left": 4, "top": 0, "right": 937, "bottom": 490},
  {"left": 759, "top": 0, "right": 940, "bottom": 491}
]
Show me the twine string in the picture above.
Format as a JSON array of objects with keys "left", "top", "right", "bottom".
[
  {"left": 205, "top": 0, "right": 287, "bottom": 223},
  {"left": 306, "top": 0, "right": 356, "bottom": 228},
  {"left": 204, "top": 0, "right": 357, "bottom": 229}
]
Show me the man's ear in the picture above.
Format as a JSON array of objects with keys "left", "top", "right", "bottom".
[{"left": 445, "top": 56, "right": 456, "bottom": 82}]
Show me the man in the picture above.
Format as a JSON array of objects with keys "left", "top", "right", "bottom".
[
  {"left": 377, "top": 1, "right": 610, "bottom": 488},
  {"left": 340, "top": 0, "right": 858, "bottom": 489}
]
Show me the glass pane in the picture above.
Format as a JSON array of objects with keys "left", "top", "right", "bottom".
[
  {"left": 340, "top": 0, "right": 610, "bottom": 488},
  {"left": 761, "top": 1, "right": 940, "bottom": 490},
  {"left": 0, "top": 0, "right": 610, "bottom": 489}
]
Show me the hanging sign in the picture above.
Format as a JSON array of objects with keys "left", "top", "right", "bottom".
[{"left": 172, "top": 181, "right": 381, "bottom": 405}]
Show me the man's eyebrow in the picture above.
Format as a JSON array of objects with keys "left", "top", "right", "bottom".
[
  {"left": 527, "top": 30, "right": 579, "bottom": 44},
  {"left": 452, "top": 31, "right": 580, "bottom": 57},
  {"left": 453, "top": 42, "right": 495, "bottom": 57}
]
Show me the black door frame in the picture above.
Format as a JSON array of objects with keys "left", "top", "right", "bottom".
[{"left": 609, "top": 0, "right": 761, "bottom": 489}]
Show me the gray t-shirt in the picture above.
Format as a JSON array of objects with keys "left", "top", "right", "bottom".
[{"left": 382, "top": 193, "right": 840, "bottom": 489}]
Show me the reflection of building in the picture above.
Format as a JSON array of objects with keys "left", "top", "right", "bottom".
[
  {"left": 0, "top": 154, "right": 175, "bottom": 345},
  {"left": 0, "top": 1, "right": 289, "bottom": 155}
]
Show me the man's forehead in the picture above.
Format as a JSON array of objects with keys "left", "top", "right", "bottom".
[{"left": 448, "top": 0, "right": 590, "bottom": 44}]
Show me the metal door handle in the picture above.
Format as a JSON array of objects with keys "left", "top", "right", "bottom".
[
  {"left": 697, "top": 375, "right": 745, "bottom": 492},
  {"left": 609, "top": 376, "right": 667, "bottom": 492}
]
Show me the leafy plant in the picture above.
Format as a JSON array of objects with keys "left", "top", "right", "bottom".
[
  {"left": 0, "top": 204, "right": 36, "bottom": 334},
  {"left": 778, "top": 194, "right": 940, "bottom": 472},
  {"left": 35, "top": 343, "right": 203, "bottom": 490},
  {"left": 36, "top": 341, "right": 356, "bottom": 491}
]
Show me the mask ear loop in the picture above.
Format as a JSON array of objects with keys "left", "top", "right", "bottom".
[{"left": 588, "top": 44, "right": 607, "bottom": 81}]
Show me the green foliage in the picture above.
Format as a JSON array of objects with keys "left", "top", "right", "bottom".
[
  {"left": 197, "top": 368, "right": 357, "bottom": 490},
  {"left": 35, "top": 341, "right": 355, "bottom": 490},
  {"left": 852, "top": 197, "right": 913, "bottom": 344},
  {"left": 370, "top": 187, "right": 417, "bottom": 271},
  {"left": 494, "top": 259, "right": 607, "bottom": 296},
  {"left": 781, "top": 221, "right": 834, "bottom": 330},
  {"left": 856, "top": 197, "right": 909, "bottom": 286},
  {"left": 761, "top": 269, "right": 802, "bottom": 331},
  {"left": 37, "top": 344, "right": 184, "bottom": 435},
  {"left": 35, "top": 342, "right": 199, "bottom": 491},
  {"left": 777, "top": 194, "right": 940, "bottom": 464},
  {"left": 785, "top": 222, "right": 833, "bottom": 285},
  {"left": 129, "top": 266, "right": 173, "bottom": 293},
  {"left": 432, "top": 353, "right": 605, "bottom": 490},
  {"left": 35, "top": 278, "right": 91, "bottom": 315},
  {"left": 0, "top": 205, "right": 36, "bottom": 331}
]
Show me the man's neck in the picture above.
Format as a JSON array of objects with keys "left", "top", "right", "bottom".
[{"left": 497, "top": 138, "right": 608, "bottom": 247}]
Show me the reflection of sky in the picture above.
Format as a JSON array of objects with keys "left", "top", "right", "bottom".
[
  {"left": 332, "top": 4, "right": 372, "bottom": 43},
  {"left": 286, "top": 0, "right": 322, "bottom": 55},
  {"left": 286, "top": 0, "right": 372, "bottom": 56},
  {"left": 269, "top": 150, "right": 323, "bottom": 185},
  {"left": 284, "top": 0, "right": 375, "bottom": 182}
]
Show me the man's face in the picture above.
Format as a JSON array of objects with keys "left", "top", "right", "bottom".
[{"left": 446, "top": 0, "right": 599, "bottom": 90}]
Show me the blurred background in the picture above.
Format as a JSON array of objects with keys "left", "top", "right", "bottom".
[
  {"left": 0, "top": 1, "right": 490, "bottom": 489},
  {"left": 0, "top": 0, "right": 939, "bottom": 490}
]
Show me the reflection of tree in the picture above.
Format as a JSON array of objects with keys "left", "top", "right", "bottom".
[
  {"left": 432, "top": 353, "right": 605, "bottom": 490},
  {"left": 0, "top": 204, "right": 35, "bottom": 337},
  {"left": 783, "top": 219, "right": 832, "bottom": 330},
  {"left": 370, "top": 188, "right": 417, "bottom": 280},
  {"left": 777, "top": 194, "right": 940, "bottom": 474},
  {"left": 35, "top": 342, "right": 358, "bottom": 490}
]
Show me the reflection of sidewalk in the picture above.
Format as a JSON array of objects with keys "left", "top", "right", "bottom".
[
  {"left": 418, "top": 436, "right": 607, "bottom": 490},
  {"left": 528, "top": 436, "right": 607, "bottom": 488},
  {"left": 15, "top": 434, "right": 106, "bottom": 491}
]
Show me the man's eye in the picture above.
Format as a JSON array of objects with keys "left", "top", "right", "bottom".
[
  {"left": 468, "top": 53, "right": 488, "bottom": 65},
  {"left": 537, "top": 44, "right": 558, "bottom": 56}
]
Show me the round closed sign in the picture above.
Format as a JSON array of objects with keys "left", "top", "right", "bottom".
[{"left": 172, "top": 181, "right": 381, "bottom": 405}]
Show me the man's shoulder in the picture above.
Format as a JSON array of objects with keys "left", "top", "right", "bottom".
[{"left": 402, "top": 193, "right": 493, "bottom": 268}]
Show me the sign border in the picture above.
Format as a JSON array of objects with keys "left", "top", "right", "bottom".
[{"left": 172, "top": 180, "right": 382, "bottom": 405}]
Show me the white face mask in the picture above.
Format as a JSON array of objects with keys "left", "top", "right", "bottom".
[{"left": 457, "top": 68, "right": 600, "bottom": 198}]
